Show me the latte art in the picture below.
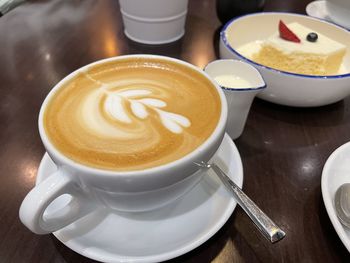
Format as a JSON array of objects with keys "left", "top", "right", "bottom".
[
  {"left": 80, "top": 74, "right": 191, "bottom": 141},
  {"left": 44, "top": 58, "right": 221, "bottom": 171},
  {"left": 103, "top": 88, "right": 191, "bottom": 134}
]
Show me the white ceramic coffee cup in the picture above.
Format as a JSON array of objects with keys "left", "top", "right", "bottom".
[
  {"left": 119, "top": 0, "right": 188, "bottom": 44},
  {"left": 19, "top": 55, "right": 228, "bottom": 235},
  {"left": 204, "top": 59, "right": 265, "bottom": 140},
  {"left": 326, "top": 0, "right": 350, "bottom": 28}
]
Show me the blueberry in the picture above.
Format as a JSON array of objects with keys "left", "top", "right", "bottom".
[{"left": 307, "top": 32, "right": 318, "bottom": 42}]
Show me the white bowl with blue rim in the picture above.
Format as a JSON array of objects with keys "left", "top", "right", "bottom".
[
  {"left": 204, "top": 59, "right": 266, "bottom": 139},
  {"left": 219, "top": 12, "right": 350, "bottom": 107}
]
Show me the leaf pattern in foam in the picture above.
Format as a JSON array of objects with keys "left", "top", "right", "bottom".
[
  {"left": 104, "top": 95, "right": 131, "bottom": 123},
  {"left": 130, "top": 100, "right": 148, "bottom": 119},
  {"left": 103, "top": 88, "right": 191, "bottom": 133},
  {"left": 156, "top": 109, "right": 191, "bottom": 134},
  {"left": 138, "top": 98, "right": 166, "bottom": 108},
  {"left": 117, "top": 89, "right": 151, "bottom": 98}
]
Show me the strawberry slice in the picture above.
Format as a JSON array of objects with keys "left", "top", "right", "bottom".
[{"left": 279, "top": 20, "right": 301, "bottom": 43}]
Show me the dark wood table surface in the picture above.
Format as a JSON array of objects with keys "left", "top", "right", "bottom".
[{"left": 1, "top": 0, "right": 350, "bottom": 262}]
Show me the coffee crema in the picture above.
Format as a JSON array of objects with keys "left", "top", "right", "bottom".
[{"left": 44, "top": 57, "right": 221, "bottom": 171}]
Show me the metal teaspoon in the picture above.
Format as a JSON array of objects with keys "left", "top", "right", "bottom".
[
  {"left": 195, "top": 161, "right": 286, "bottom": 243},
  {"left": 334, "top": 183, "right": 350, "bottom": 229}
]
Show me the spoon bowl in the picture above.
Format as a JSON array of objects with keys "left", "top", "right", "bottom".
[{"left": 335, "top": 183, "right": 350, "bottom": 229}]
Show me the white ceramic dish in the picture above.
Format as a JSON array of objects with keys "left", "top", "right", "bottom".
[
  {"left": 220, "top": 12, "right": 350, "bottom": 107},
  {"left": 322, "top": 142, "right": 350, "bottom": 252},
  {"left": 37, "top": 134, "right": 243, "bottom": 263}
]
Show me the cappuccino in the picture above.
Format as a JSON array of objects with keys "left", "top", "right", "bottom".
[{"left": 44, "top": 57, "right": 221, "bottom": 171}]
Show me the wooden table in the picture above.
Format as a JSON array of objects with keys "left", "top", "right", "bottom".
[{"left": 1, "top": 0, "right": 350, "bottom": 262}]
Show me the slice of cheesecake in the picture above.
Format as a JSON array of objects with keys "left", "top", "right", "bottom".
[{"left": 239, "top": 22, "right": 346, "bottom": 75}]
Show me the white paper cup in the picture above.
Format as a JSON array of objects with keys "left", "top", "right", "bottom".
[
  {"left": 121, "top": 10, "right": 187, "bottom": 44},
  {"left": 119, "top": 0, "right": 188, "bottom": 18},
  {"left": 119, "top": 0, "right": 188, "bottom": 44}
]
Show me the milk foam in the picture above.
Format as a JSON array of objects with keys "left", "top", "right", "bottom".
[
  {"left": 130, "top": 100, "right": 149, "bottom": 119},
  {"left": 88, "top": 83, "right": 192, "bottom": 135},
  {"left": 44, "top": 58, "right": 221, "bottom": 171},
  {"left": 156, "top": 109, "right": 191, "bottom": 134},
  {"left": 105, "top": 94, "right": 132, "bottom": 123}
]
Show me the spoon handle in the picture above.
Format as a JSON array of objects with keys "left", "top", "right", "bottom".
[{"left": 210, "top": 163, "right": 285, "bottom": 243}]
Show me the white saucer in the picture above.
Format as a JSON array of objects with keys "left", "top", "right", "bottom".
[
  {"left": 322, "top": 142, "right": 350, "bottom": 252},
  {"left": 306, "top": 0, "right": 350, "bottom": 29},
  {"left": 36, "top": 134, "right": 243, "bottom": 263},
  {"left": 306, "top": 1, "right": 332, "bottom": 22}
]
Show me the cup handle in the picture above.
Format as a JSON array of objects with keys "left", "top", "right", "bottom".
[{"left": 19, "top": 170, "right": 97, "bottom": 234}]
